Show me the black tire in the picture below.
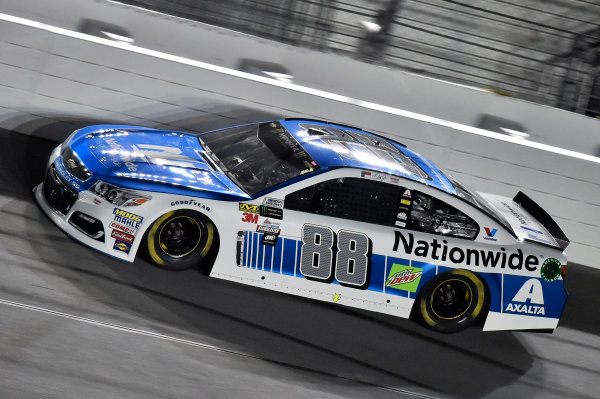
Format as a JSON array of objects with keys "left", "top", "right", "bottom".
[
  {"left": 142, "top": 210, "right": 216, "bottom": 271},
  {"left": 414, "top": 269, "right": 487, "bottom": 333}
]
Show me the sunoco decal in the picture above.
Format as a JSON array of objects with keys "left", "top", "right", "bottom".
[{"left": 392, "top": 231, "right": 539, "bottom": 271}]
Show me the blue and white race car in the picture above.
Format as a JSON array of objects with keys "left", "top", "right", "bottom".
[{"left": 35, "top": 119, "right": 569, "bottom": 332}]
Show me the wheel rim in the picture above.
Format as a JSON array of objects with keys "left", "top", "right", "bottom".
[
  {"left": 430, "top": 278, "right": 473, "bottom": 320},
  {"left": 158, "top": 216, "right": 202, "bottom": 258}
]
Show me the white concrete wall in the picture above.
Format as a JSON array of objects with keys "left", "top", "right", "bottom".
[{"left": 0, "top": 2, "right": 598, "bottom": 267}]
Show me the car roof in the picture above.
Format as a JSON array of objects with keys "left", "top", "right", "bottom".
[{"left": 279, "top": 119, "right": 456, "bottom": 194}]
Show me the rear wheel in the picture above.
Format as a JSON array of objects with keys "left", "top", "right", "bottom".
[
  {"left": 415, "top": 269, "right": 487, "bottom": 333},
  {"left": 142, "top": 210, "right": 216, "bottom": 271}
]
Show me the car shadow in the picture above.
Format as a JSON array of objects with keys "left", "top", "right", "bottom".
[{"left": 2, "top": 117, "right": 597, "bottom": 398}]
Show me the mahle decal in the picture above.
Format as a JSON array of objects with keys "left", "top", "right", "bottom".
[{"left": 385, "top": 263, "right": 422, "bottom": 292}]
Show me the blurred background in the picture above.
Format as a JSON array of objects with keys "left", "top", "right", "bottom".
[
  {"left": 118, "top": 0, "right": 600, "bottom": 117},
  {"left": 1, "top": 2, "right": 600, "bottom": 398}
]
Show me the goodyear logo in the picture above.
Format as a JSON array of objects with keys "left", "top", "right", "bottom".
[
  {"left": 113, "top": 208, "right": 143, "bottom": 223},
  {"left": 239, "top": 203, "right": 259, "bottom": 214}
]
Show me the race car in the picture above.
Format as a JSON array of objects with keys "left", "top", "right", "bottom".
[{"left": 34, "top": 118, "right": 569, "bottom": 333}]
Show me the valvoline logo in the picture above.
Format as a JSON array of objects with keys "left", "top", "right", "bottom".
[{"left": 484, "top": 227, "right": 498, "bottom": 241}]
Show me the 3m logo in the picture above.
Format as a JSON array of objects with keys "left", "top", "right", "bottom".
[
  {"left": 241, "top": 212, "right": 258, "bottom": 224},
  {"left": 239, "top": 203, "right": 259, "bottom": 214}
]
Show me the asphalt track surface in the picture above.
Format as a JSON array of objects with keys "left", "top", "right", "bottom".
[{"left": 1, "top": 126, "right": 600, "bottom": 399}]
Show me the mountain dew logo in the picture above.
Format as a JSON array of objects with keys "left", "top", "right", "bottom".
[{"left": 385, "top": 264, "right": 423, "bottom": 292}]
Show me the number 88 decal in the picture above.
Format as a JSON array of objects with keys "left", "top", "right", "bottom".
[{"left": 300, "top": 224, "right": 371, "bottom": 288}]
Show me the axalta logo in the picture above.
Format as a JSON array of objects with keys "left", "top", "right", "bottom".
[
  {"left": 392, "top": 231, "right": 539, "bottom": 271},
  {"left": 505, "top": 279, "right": 545, "bottom": 315}
]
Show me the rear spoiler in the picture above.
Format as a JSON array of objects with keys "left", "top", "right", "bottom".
[{"left": 513, "top": 192, "right": 570, "bottom": 251}]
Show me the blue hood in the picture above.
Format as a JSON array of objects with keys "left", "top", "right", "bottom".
[{"left": 67, "top": 126, "right": 247, "bottom": 199}]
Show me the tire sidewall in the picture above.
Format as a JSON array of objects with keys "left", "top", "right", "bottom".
[
  {"left": 416, "top": 269, "right": 487, "bottom": 333},
  {"left": 143, "top": 209, "right": 215, "bottom": 271}
]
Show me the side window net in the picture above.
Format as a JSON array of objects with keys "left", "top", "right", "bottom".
[
  {"left": 409, "top": 191, "right": 479, "bottom": 239},
  {"left": 285, "top": 177, "right": 401, "bottom": 226}
]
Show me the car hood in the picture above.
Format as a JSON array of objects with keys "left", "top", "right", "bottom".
[{"left": 70, "top": 127, "right": 247, "bottom": 198}]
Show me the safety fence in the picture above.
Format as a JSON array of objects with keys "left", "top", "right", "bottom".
[{"left": 117, "top": 0, "right": 600, "bottom": 118}]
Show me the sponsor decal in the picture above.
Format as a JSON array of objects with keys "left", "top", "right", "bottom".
[
  {"left": 504, "top": 278, "right": 545, "bottom": 316},
  {"left": 113, "top": 239, "right": 131, "bottom": 254},
  {"left": 521, "top": 225, "right": 543, "bottom": 235},
  {"left": 103, "top": 137, "right": 137, "bottom": 171},
  {"left": 501, "top": 201, "right": 528, "bottom": 225},
  {"left": 385, "top": 264, "right": 423, "bottom": 292},
  {"left": 260, "top": 205, "right": 283, "bottom": 220},
  {"left": 171, "top": 199, "right": 210, "bottom": 211},
  {"left": 390, "top": 177, "right": 400, "bottom": 184},
  {"left": 541, "top": 258, "right": 561, "bottom": 282},
  {"left": 93, "top": 198, "right": 102, "bottom": 205},
  {"left": 262, "top": 219, "right": 281, "bottom": 228},
  {"left": 400, "top": 199, "right": 411, "bottom": 206},
  {"left": 113, "top": 208, "right": 143, "bottom": 229},
  {"left": 261, "top": 233, "right": 279, "bottom": 246},
  {"left": 241, "top": 212, "right": 259, "bottom": 224},
  {"left": 395, "top": 221, "right": 406, "bottom": 227},
  {"left": 396, "top": 212, "right": 408, "bottom": 221},
  {"left": 262, "top": 197, "right": 284, "bottom": 209},
  {"left": 256, "top": 225, "right": 280, "bottom": 235},
  {"left": 392, "top": 231, "right": 539, "bottom": 271},
  {"left": 239, "top": 203, "right": 259, "bottom": 214},
  {"left": 527, "top": 233, "right": 552, "bottom": 245},
  {"left": 483, "top": 227, "right": 498, "bottom": 241},
  {"left": 111, "top": 229, "right": 134, "bottom": 244},
  {"left": 110, "top": 221, "right": 136, "bottom": 235},
  {"left": 361, "top": 171, "right": 387, "bottom": 181},
  {"left": 333, "top": 293, "right": 341, "bottom": 303},
  {"left": 402, "top": 189, "right": 411, "bottom": 198}
]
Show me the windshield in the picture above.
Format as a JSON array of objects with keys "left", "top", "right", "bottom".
[
  {"left": 199, "top": 122, "right": 318, "bottom": 195},
  {"left": 446, "top": 174, "right": 514, "bottom": 235}
]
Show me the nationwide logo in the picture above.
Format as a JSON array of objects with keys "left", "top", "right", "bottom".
[
  {"left": 385, "top": 263, "right": 422, "bottom": 292},
  {"left": 483, "top": 227, "right": 498, "bottom": 241},
  {"left": 504, "top": 278, "right": 545, "bottom": 316},
  {"left": 392, "top": 231, "right": 539, "bottom": 271}
]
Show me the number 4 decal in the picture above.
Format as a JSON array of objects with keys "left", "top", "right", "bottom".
[{"left": 300, "top": 224, "right": 371, "bottom": 289}]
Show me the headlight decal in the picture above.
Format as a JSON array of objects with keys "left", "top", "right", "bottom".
[{"left": 91, "top": 180, "right": 151, "bottom": 206}]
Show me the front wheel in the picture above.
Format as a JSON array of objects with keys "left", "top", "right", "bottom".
[
  {"left": 142, "top": 210, "right": 216, "bottom": 271},
  {"left": 414, "top": 269, "right": 487, "bottom": 333}
]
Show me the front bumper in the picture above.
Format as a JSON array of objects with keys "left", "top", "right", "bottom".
[{"left": 34, "top": 145, "right": 139, "bottom": 262}]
